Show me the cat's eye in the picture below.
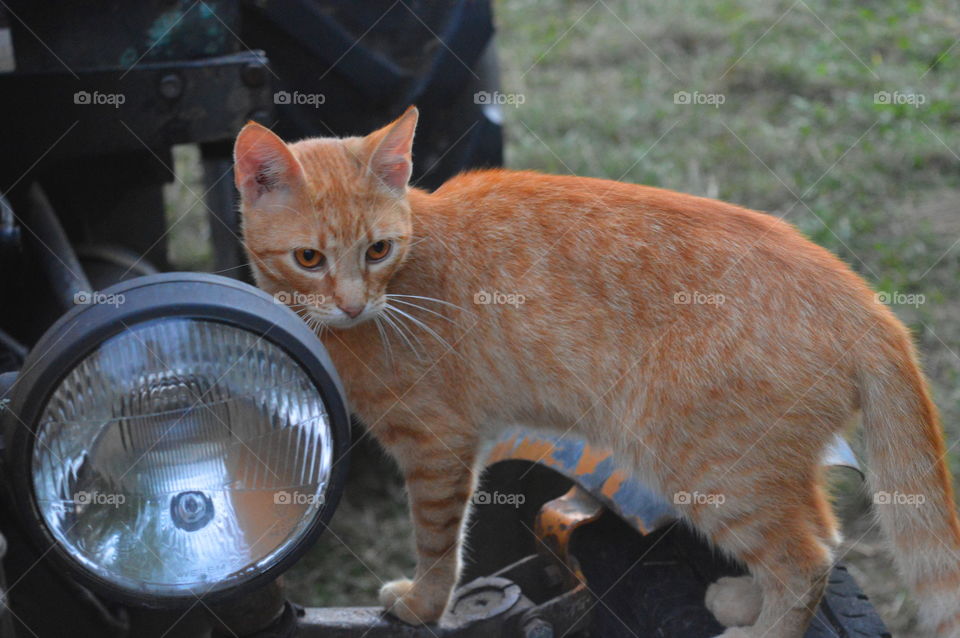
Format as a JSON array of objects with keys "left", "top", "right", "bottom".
[
  {"left": 294, "top": 248, "right": 325, "bottom": 269},
  {"left": 366, "top": 240, "right": 392, "bottom": 263}
]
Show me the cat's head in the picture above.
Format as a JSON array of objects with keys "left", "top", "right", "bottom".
[{"left": 234, "top": 107, "right": 418, "bottom": 329}]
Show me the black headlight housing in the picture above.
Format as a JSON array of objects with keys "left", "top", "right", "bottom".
[{"left": 1, "top": 273, "right": 350, "bottom": 607}]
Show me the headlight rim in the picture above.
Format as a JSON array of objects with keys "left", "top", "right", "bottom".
[{"left": 2, "top": 272, "right": 351, "bottom": 608}]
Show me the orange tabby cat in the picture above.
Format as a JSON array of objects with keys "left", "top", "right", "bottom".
[{"left": 234, "top": 107, "right": 960, "bottom": 638}]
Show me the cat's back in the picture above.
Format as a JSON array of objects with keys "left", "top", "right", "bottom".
[
  {"left": 428, "top": 168, "right": 819, "bottom": 261},
  {"left": 434, "top": 169, "right": 778, "bottom": 232},
  {"left": 418, "top": 168, "right": 870, "bottom": 309}
]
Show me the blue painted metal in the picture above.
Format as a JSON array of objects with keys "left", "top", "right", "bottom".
[{"left": 485, "top": 427, "right": 862, "bottom": 534}]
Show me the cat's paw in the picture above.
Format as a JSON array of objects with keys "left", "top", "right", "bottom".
[
  {"left": 711, "top": 628, "right": 754, "bottom": 638},
  {"left": 379, "top": 578, "right": 446, "bottom": 625},
  {"left": 705, "top": 575, "right": 762, "bottom": 627}
]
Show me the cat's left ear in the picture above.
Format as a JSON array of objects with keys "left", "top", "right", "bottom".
[
  {"left": 363, "top": 105, "right": 418, "bottom": 195},
  {"left": 234, "top": 122, "right": 304, "bottom": 203}
]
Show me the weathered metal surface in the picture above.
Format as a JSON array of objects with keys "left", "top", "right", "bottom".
[
  {"left": 295, "top": 553, "right": 593, "bottom": 638},
  {"left": 485, "top": 428, "right": 861, "bottom": 535},
  {"left": 295, "top": 577, "right": 531, "bottom": 637},
  {"left": 208, "top": 579, "right": 286, "bottom": 637},
  {"left": 5, "top": 0, "right": 239, "bottom": 72},
  {"left": 296, "top": 606, "right": 437, "bottom": 638},
  {"left": 519, "top": 583, "right": 592, "bottom": 638},
  {"left": 485, "top": 429, "right": 673, "bottom": 533},
  {"left": 447, "top": 577, "right": 524, "bottom": 625},
  {"left": 0, "top": 50, "right": 273, "bottom": 170}
]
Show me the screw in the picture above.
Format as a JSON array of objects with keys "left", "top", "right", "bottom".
[
  {"left": 523, "top": 618, "right": 554, "bottom": 638},
  {"left": 159, "top": 74, "right": 183, "bottom": 100}
]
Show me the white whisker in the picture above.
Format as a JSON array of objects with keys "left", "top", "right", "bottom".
[
  {"left": 381, "top": 310, "right": 425, "bottom": 361},
  {"left": 386, "top": 294, "right": 467, "bottom": 313},
  {"left": 292, "top": 305, "right": 328, "bottom": 337},
  {"left": 373, "top": 316, "right": 393, "bottom": 367},
  {"left": 386, "top": 304, "right": 463, "bottom": 360},
  {"left": 386, "top": 297, "right": 458, "bottom": 324},
  {"left": 210, "top": 262, "right": 254, "bottom": 275},
  {"left": 390, "top": 310, "right": 428, "bottom": 354}
]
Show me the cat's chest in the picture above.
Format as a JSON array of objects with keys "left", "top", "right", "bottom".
[{"left": 319, "top": 329, "right": 406, "bottom": 420}]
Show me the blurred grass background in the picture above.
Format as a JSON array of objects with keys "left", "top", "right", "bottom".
[{"left": 166, "top": 1, "right": 960, "bottom": 633}]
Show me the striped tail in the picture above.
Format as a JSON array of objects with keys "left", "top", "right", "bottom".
[{"left": 860, "top": 327, "right": 960, "bottom": 636}]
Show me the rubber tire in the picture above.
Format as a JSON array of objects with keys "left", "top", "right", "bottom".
[{"left": 574, "top": 513, "right": 891, "bottom": 638}]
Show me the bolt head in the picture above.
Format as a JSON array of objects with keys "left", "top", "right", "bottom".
[
  {"left": 159, "top": 74, "right": 183, "bottom": 100},
  {"left": 523, "top": 618, "right": 554, "bottom": 638}
]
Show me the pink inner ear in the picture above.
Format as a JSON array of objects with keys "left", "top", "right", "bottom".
[
  {"left": 248, "top": 151, "right": 286, "bottom": 195},
  {"left": 234, "top": 126, "right": 299, "bottom": 201},
  {"left": 368, "top": 112, "right": 416, "bottom": 193},
  {"left": 372, "top": 154, "right": 413, "bottom": 192}
]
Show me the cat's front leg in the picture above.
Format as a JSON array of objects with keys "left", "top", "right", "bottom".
[{"left": 378, "top": 428, "right": 476, "bottom": 625}]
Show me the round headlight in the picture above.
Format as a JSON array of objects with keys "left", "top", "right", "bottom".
[{"left": 3, "top": 273, "right": 350, "bottom": 606}]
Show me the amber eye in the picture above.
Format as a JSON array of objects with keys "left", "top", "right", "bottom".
[
  {"left": 294, "top": 248, "right": 325, "bottom": 269},
  {"left": 365, "top": 240, "right": 392, "bottom": 263}
]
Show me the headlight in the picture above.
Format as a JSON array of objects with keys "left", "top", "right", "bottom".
[{"left": 2, "top": 273, "right": 350, "bottom": 606}]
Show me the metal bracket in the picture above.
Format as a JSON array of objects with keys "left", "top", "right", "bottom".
[
  {"left": 533, "top": 485, "right": 604, "bottom": 587},
  {"left": 822, "top": 433, "right": 863, "bottom": 478},
  {"left": 294, "top": 552, "right": 593, "bottom": 637}
]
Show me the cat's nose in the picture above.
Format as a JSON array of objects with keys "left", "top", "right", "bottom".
[{"left": 338, "top": 303, "right": 365, "bottom": 319}]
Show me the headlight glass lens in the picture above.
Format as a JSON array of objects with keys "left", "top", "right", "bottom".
[{"left": 31, "top": 318, "right": 334, "bottom": 597}]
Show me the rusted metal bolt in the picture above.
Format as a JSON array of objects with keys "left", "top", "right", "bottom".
[
  {"left": 159, "top": 74, "right": 183, "bottom": 100},
  {"left": 523, "top": 617, "right": 554, "bottom": 638},
  {"left": 241, "top": 62, "right": 268, "bottom": 87}
]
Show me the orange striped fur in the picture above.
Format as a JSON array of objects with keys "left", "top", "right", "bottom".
[{"left": 235, "top": 107, "right": 960, "bottom": 637}]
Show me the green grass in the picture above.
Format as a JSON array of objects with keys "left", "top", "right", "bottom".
[{"left": 167, "top": 1, "right": 960, "bottom": 632}]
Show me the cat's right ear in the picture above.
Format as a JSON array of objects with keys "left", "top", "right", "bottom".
[
  {"left": 234, "top": 122, "right": 303, "bottom": 203},
  {"left": 362, "top": 106, "right": 418, "bottom": 195}
]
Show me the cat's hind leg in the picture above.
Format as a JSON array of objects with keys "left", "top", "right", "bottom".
[
  {"left": 686, "top": 479, "right": 838, "bottom": 638},
  {"left": 704, "top": 477, "right": 841, "bottom": 631},
  {"left": 705, "top": 575, "right": 762, "bottom": 627}
]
